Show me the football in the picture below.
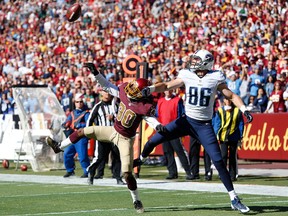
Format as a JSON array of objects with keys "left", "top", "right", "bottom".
[
  {"left": 2, "top": 159, "right": 9, "bottom": 169},
  {"left": 66, "top": 3, "right": 82, "bottom": 22},
  {"left": 20, "top": 164, "right": 28, "bottom": 171}
]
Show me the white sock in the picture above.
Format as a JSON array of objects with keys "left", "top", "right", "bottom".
[
  {"left": 140, "top": 155, "right": 145, "bottom": 161},
  {"left": 130, "top": 189, "right": 140, "bottom": 202},
  {"left": 228, "top": 190, "right": 237, "bottom": 201},
  {"left": 60, "top": 137, "right": 72, "bottom": 150}
]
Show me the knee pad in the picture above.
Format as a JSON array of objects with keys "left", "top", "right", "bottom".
[{"left": 123, "top": 172, "right": 137, "bottom": 190}]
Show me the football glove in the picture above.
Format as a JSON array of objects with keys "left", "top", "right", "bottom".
[
  {"left": 156, "top": 124, "right": 169, "bottom": 134},
  {"left": 133, "top": 157, "right": 144, "bottom": 168},
  {"left": 244, "top": 111, "right": 253, "bottom": 123},
  {"left": 84, "top": 62, "right": 100, "bottom": 76},
  {"left": 141, "top": 87, "right": 151, "bottom": 98}
]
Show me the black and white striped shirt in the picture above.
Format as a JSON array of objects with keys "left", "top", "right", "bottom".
[{"left": 87, "top": 98, "right": 118, "bottom": 127}]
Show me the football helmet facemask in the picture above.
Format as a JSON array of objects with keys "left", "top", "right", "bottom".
[
  {"left": 124, "top": 78, "right": 151, "bottom": 100},
  {"left": 187, "top": 50, "right": 214, "bottom": 71}
]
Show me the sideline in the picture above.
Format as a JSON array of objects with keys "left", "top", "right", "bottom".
[{"left": 1, "top": 174, "right": 287, "bottom": 197}]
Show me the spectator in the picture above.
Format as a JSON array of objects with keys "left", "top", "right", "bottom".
[
  {"left": 283, "top": 85, "right": 288, "bottom": 112},
  {"left": 253, "top": 88, "right": 268, "bottom": 113},
  {"left": 262, "top": 61, "right": 277, "bottom": 81},
  {"left": 0, "top": 92, "right": 14, "bottom": 114},
  {"left": 237, "top": 1, "right": 248, "bottom": 24},
  {"left": 60, "top": 86, "right": 73, "bottom": 112},
  {"left": 61, "top": 93, "right": 90, "bottom": 178},
  {"left": 226, "top": 70, "right": 244, "bottom": 96},
  {"left": 83, "top": 88, "right": 96, "bottom": 109},
  {"left": 247, "top": 95, "right": 258, "bottom": 113},
  {"left": 0, "top": 0, "right": 286, "bottom": 127},
  {"left": 265, "top": 81, "right": 286, "bottom": 113},
  {"left": 239, "top": 71, "right": 250, "bottom": 105},
  {"left": 249, "top": 65, "right": 265, "bottom": 97},
  {"left": 265, "top": 75, "right": 276, "bottom": 97}
]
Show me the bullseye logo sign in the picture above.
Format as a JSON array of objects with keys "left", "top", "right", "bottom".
[{"left": 122, "top": 55, "right": 142, "bottom": 75}]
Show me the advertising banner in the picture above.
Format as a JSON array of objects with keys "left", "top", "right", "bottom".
[{"left": 141, "top": 114, "right": 288, "bottom": 161}]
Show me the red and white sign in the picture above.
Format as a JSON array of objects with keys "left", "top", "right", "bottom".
[{"left": 141, "top": 113, "right": 288, "bottom": 161}]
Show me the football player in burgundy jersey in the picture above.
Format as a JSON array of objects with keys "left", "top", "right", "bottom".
[
  {"left": 136, "top": 50, "right": 253, "bottom": 213},
  {"left": 45, "top": 63, "right": 165, "bottom": 213}
]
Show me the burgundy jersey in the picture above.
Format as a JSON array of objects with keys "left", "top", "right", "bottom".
[{"left": 114, "top": 83, "right": 155, "bottom": 138}]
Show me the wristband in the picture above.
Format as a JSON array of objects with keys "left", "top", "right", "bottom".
[
  {"left": 149, "top": 85, "right": 155, "bottom": 93},
  {"left": 240, "top": 105, "right": 248, "bottom": 113}
]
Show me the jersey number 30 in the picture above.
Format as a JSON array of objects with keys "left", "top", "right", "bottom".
[
  {"left": 188, "top": 87, "right": 211, "bottom": 107},
  {"left": 116, "top": 102, "right": 136, "bottom": 128}
]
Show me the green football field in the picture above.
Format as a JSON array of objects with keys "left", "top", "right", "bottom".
[{"left": 0, "top": 162, "right": 288, "bottom": 216}]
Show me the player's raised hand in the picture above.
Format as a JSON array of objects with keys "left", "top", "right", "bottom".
[
  {"left": 156, "top": 124, "right": 169, "bottom": 134},
  {"left": 84, "top": 63, "right": 99, "bottom": 76},
  {"left": 244, "top": 111, "right": 253, "bottom": 123},
  {"left": 141, "top": 87, "right": 151, "bottom": 98}
]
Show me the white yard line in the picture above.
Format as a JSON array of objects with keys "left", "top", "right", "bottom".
[
  {"left": 7, "top": 200, "right": 288, "bottom": 216},
  {"left": 0, "top": 174, "right": 287, "bottom": 197}
]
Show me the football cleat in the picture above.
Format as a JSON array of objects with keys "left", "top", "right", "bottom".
[
  {"left": 87, "top": 163, "right": 98, "bottom": 185},
  {"left": 45, "top": 137, "right": 63, "bottom": 154},
  {"left": 80, "top": 174, "right": 88, "bottom": 178},
  {"left": 87, "top": 172, "right": 94, "bottom": 185},
  {"left": 134, "top": 200, "right": 144, "bottom": 213},
  {"left": 186, "top": 174, "right": 197, "bottom": 180},
  {"left": 116, "top": 178, "right": 126, "bottom": 185},
  {"left": 231, "top": 196, "right": 250, "bottom": 213},
  {"left": 63, "top": 171, "right": 75, "bottom": 178},
  {"left": 166, "top": 175, "right": 178, "bottom": 180}
]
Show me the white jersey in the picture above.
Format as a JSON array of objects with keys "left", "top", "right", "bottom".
[{"left": 178, "top": 68, "right": 225, "bottom": 121}]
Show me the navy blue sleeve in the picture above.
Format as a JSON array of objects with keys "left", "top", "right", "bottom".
[
  {"left": 213, "top": 111, "right": 221, "bottom": 137},
  {"left": 155, "top": 104, "right": 159, "bottom": 118},
  {"left": 177, "top": 99, "right": 185, "bottom": 117},
  {"left": 238, "top": 113, "right": 244, "bottom": 138}
]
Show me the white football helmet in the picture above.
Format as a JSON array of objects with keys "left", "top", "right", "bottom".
[{"left": 187, "top": 50, "right": 214, "bottom": 71}]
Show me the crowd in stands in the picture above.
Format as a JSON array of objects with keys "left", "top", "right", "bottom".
[{"left": 0, "top": 0, "right": 287, "bottom": 116}]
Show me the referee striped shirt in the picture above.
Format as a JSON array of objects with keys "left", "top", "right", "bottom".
[{"left": 87, "top": 98, "right": 118, "bottom": 127}]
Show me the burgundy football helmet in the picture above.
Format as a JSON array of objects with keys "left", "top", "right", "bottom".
[{"left": 125, "top": 78, "right": 151, "bottom": 100}]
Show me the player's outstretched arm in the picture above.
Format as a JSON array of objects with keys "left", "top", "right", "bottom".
[
  {"left": 142, "top": 78, "right": 184, "bottom": 97},
  {"left": 84, "top": 62, "right": 100, "bottom": 76},
  {"left": 218, "top": 83, "right": 253, "bottom": 123},
  {"left": 84, "top": 62, "right": 120, "bottom": 98}
]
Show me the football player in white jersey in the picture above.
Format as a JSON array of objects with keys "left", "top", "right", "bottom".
[{"left": 135, "top": 50, "right": 253, "bottom": 213}]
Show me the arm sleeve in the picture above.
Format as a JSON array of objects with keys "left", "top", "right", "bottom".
[
  {"left": 238, "top": 113, "right": 244, "bottom": 138},
  {"left": 213, "top": 112, "right": 221, "bottom": 138},
  {"left": 155, "top": 104, "right": 159, "bottom": 118},
  {"left": 258, "top": 96, "right": 268, "bottom": 106},
  {"left": 253, "top": 98, "right": 258, "bottom": 106},
  {"left": 177, "top": 99, "right": 185, "bottom": 117},
  {"left": 95, "top": 74, "right": 120, "bottom": 98},
  {"left": 143, "top": 116, "right": 161, "bottom": 129}
]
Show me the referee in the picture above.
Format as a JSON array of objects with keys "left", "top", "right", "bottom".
[{"left": 87, "top": 90, "right": 125, "bottom": 185}]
